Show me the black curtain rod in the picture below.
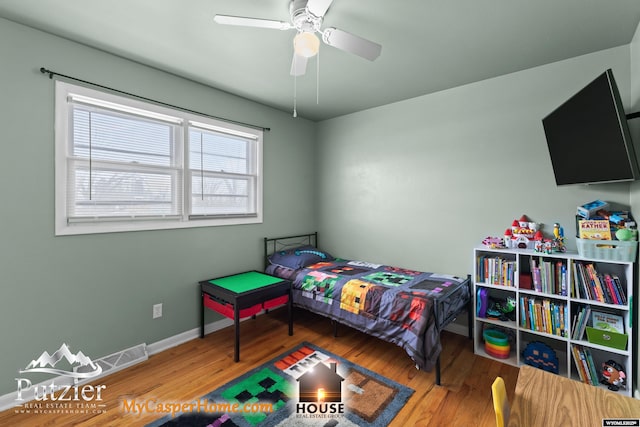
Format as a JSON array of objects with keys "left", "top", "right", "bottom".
[
  {"left": 39, "top": 67, "right": 270, "bottom": 132},
  {"left": 627, "top": 111, "right": 640, "bottom": 120}
]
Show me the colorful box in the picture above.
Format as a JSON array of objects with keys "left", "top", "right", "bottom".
[
  {"left": 577, "top": 200, "right": 609, "bottom": 219},
  {"left": 577, "top": 219, "right": 611, "bottom": 240}
]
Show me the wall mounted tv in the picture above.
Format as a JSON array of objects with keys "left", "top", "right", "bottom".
[{"left": 542, "top": 69, "right": 640, "bottom": 185}]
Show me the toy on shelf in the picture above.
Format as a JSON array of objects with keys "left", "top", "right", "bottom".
[
  {"left": 491, "top": 216, "right": 567, "bottom": 252},
  {"left": 483, "top": 329, "right": 511, "bottom": 359},
  {"left": 601, "top": 360, "right": 626, "bottom": 391},
  {"left": 553, "top": 223, "right": 563, "bottom": 240},
  {"left": 522, "top": 341, "right": 559, "bottom": 374},
  {"left": 476, "top": 288, "right": 488, "bottom": 317},
  {"left": 534, "top": 222, "right": 566, "bottom": 254},
  {"left": 576, "top": 200, "right": 637, "bottom": 242},
  {"left": 476, "top": 291, "right": 516, "bottom": 322},
  {"left": 482, "top": 236, "right": 505, "bottom": 249},
  {"left": 615, "top": 228, "right": 636, "bottom": 241},
  {"left": 487, "top": 296, "right": 516, "bottom": 321},
  {"left": 552, "top": 223, "right": 566, "bottom": 252},
  {"left": 577, "top": 200, "right": 609, "bottom": 219},
  {"left": 532, "top": 231, "right": 545, "bottom": 253},
  {"left": 504, "top": 215, "right": 540, "bottom": 249}
]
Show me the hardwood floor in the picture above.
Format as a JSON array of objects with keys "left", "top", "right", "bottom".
[{"left": 0, "top": 308, "right": 519, "bottom": 427}]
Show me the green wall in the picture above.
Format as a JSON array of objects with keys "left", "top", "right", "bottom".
[
  {"left": 0, "top": 18, "right": 316, "bottom": 396},
  {"left": 315, "top": 45, "right": 634, "bottom": 277}
]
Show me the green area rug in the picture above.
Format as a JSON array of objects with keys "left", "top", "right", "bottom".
[{"left": 147, "top": 342, "right": 413, "bottom": 427}]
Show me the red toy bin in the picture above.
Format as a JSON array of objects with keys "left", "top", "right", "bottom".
[
  {"left": 263, "top": 295, "right": 289, "bottom": 310},
  {"left": 204, "top": 294, "right": 261, "bottom": 319}
]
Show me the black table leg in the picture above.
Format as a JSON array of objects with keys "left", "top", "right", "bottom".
[
  {"left": 467, "top": 299, "right": 473, "bottom": 340},
  {"left": 288, "top": 290, "right": 293, "bottom": 336},
  {"left": 234, "top": 303, "right": 240, "bottom": 362},
  {"left": 200, "top": 292, "right": 205, "bottom": 339}
]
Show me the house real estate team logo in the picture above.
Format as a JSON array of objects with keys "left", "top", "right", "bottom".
[
  {"left": 294, "top": 358, "right": 345, "bottom": 419},
  {"left": 14, "top": 343, "right": 107, "bottom": 415}
]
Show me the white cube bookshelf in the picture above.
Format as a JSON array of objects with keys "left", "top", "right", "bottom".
[{"left": 473, "top": 246, "right": 635, "bottom": 396}]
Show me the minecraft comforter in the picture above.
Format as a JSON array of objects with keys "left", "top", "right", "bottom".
[{"left": 266, "top": 259, "right": 469, "bottom": 371}]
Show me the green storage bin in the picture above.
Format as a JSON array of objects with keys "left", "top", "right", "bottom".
[
  {"left": 576, "top": 238, "right": 638, "bottom": 262},
  {"left": 585, "top": 326, "right": 628, "bottom": 350}
]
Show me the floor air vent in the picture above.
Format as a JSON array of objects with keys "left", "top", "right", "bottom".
[{"left": 74, "top": 343, "right": 148, "bottom": 384}]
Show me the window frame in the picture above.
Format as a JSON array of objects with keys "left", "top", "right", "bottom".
[{"left": 54, "top": 81, "right": 263, "bottom": 236}]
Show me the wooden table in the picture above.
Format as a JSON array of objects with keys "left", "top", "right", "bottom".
[
  {"left": 508, "top": 365, "right": 640, "bottom": 426},
  {"left": 200, "top": 271, "right": 292, "bottom": 362}
]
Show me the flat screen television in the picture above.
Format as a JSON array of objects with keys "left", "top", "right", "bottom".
[{"left": 542, "top": 69, "right": 639, "bottom": 185}]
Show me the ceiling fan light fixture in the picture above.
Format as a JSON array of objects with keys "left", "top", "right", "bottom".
[{"left": 293, "top": 31, "right": 320, "bottom": 58}]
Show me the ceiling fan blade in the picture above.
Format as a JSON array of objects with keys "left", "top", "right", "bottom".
[
  {"left": 290, "top": 53, "right": 308, "bottom": 76},
  {"left": 306, "top": 0, "right": 334, "bottom": 18},
  {"left": 213, "top": 15, "right": 292, "bottom": 30},
  {"left": 322, "top": 27, "right": 382, "bottom": 61}
]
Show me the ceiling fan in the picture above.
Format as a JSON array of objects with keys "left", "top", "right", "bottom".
[{"left": 213, "top": 0, "right": 382, "bottom": 76}]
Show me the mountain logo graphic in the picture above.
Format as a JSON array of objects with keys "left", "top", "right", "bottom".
[{"left": 19, "top": 343, "right": 102, "bottom": 379}]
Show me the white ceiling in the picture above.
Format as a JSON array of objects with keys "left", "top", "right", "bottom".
[{"left": 1, "top": 0, "right": 640, "bottom": 121}]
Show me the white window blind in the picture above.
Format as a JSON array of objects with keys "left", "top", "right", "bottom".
[
  {"left": 55, "top": 81, "right": 263, "bottom": 235},
  {"left": 188, "top": 123, "right": 257, "bottom": 218},
  {"left": 68, "top": 102, "right": 183, "bottom": 221}
]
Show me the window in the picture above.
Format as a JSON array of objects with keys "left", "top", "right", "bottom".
[{"left": 55, "top": 81, "right": 263, "bottom": 235}]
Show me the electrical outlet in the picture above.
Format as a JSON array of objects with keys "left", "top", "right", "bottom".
[{"left": 153, "top": 303, "right": 163, "bottom": 319}]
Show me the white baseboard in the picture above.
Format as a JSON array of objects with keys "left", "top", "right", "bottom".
[
  {"left": 146, "top": 317, "right": 234, "bottom": 356},
  {"left": 0, "top": 317, "right": 234, "bottom": 412}
]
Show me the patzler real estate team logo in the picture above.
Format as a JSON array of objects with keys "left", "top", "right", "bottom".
[{"left": 14, "top": 343, "right": 107, "bottom": 415}]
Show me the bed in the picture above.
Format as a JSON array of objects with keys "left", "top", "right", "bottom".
[{"left": 263, "top": 232, "right": 472, "bottom": 385}]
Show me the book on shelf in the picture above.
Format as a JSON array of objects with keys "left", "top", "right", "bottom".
[
  {"left": 612, "top": 275, "right": 627, "bottom": 305},
  {"left": 571, "top": 266, "right": 579, "bottom": 299},
  {"left": 583, "top": 347, "right": 600, "bottom": 385},
  {"left": 577, "top": 219, "right": 612, "bottom": 240},
  {"left": 604, "top": 273, "right": 626, "bottom": 304},
  {"left": 591, "top": 310, "right": 624, "bottom": 334},
  {"left": 571, "top": 345, "right": 599, "bottom": 385},
  {"left": 529, "top": 257, "right": 568, "bottom": 295},
  {"left": 571, "top": 262, "right": 627, "bottom": 305},
  {"left": 602, "top": 274, "right": 619, "bottom": 304},
  {"left": 560, "top": 262, "right": 568, "bottom": 296},
  {"left": 519, "top": 273, "right": 532, "bottom": 290},
  {"left": 476, "top": 255, "right": 516, "bottom": 287},
  {"left": 571, "top": 345, "right": 589, "bottom": 384},
  {"left": 571, "top": 305, "right": 591, "bottom": 340},
  {"left": 519, "top": 296, "right": 566, "bottom": 337},
  {"left": 586, "top": 264, "right": 606, "bottom": 302},
  {"left": 572, "top": 262, "right": 591, "bottom": 300}
]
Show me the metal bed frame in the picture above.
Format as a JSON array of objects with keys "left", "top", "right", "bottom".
[{"left": 263, "top": 232, "right": 473, "bottom": 385}]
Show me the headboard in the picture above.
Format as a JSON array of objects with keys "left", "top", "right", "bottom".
[{"left": 263, "top": 232, "right": 318, "bottom": 270}]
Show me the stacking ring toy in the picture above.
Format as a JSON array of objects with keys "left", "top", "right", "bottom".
[{"left": 483, "top": 329, "right": 510, "bottom": 359}]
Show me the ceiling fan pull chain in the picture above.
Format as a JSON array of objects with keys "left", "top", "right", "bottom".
[
  {"left": 316, "top": 49, "right": 320, "bottom": 105},
  {"left": 293, "top": 61, "right": 298, "bottom": 118}
]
